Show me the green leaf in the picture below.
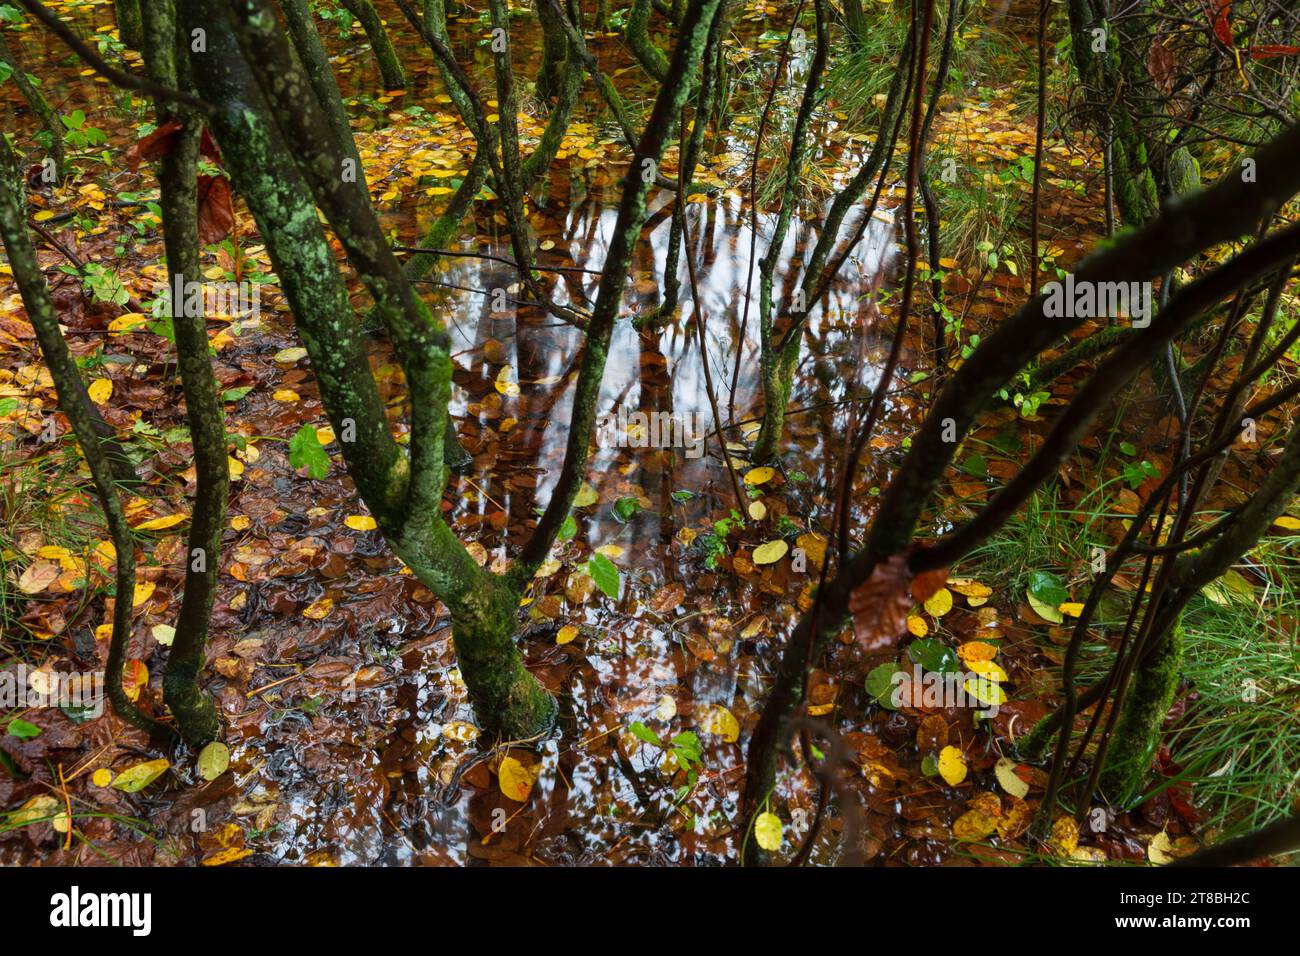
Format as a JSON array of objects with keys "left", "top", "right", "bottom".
[
  {"left": 613, "top": 496, "right": 642, "bottom": 522},
  {"left": 6, "top": 718, "right": 40, "bottom": 740},
  {"left": 288, "top": 424, "right": 330, "bottom": 479},
  {"left": 196, "top": 742, "right": 230, "bottom": 781},
  {"left": 221, "top": 386, "right": 253, "bottom": 403},
  {"left": 627, "top": 721, "right": 663, "bottom": 748},
  {"left": 557, "top": 513, "right": 577, "bottom": 541},
  {"left": 865, "top": 662, "right": 906, "bottom": 710},
  {"left": 110, "top": 758, "right": 170, "bottom": 793},
  {"left": 585, "top": 553, "right": 620, "bottom": 599},
  {"left": 908, "top": 638, "right": 959, "bottom": 675},
  {"left": 1027, "top": 570, "right": 1069, "bottom": 607}
]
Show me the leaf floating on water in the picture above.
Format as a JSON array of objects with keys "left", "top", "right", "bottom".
[
  {"left": 754, "top": 812, "right": 783, "bottom": 851},
  {"left": 923, "top": 587, "right": 953, "bottom": 617},
  {"left": 573, "top": 482, "right": 599, "bottom": 507},
  {"left": 498, "top": 756, "right": 538, "bottom": 802},
  {"left": 302, "top": 596, "right": 333, "bottom": 620},
  {"left": 752, "top": 539, "right": 788, "bottom": 565},
  {"left": 744, "top": 466, "right": 775, "bottom": 485},
  {"left": 344, "top": 515, "right": 377, "bottom": 531},
  {"left": 197, "top": 742, "right": 230, "bottom": 781},
  {"left": 87, "top": 377, "right": 112, "bottom": 404},
  {"left": 938, "top": 745, "right": 967, "bottom": 786},
  {"left": 111, "top": 758, "right": 170, "bottom": 793},
  {"left": 556, "top": 624, "right": 579, "bottom": 644},
  {"left": 649, "top": 582, "right": 686, "bottom": 615},
  {"left": 994, "top": 756, "right": 1029, "bottom": 798},
  {"left": 700, "top": 704, "right": 740, "bottom": 743}
]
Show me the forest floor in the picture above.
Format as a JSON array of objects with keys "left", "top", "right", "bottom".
[{"left": 2, "top": 0, "right": 1297, "bottom": 865}]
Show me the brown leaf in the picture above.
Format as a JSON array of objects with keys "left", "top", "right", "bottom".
[
  {"left": 124, "top": 119, "right": 185, "bottom": 171},
  {"left": 197, "top": 174, "right": 235, "bottom": 246},
  {"left": 648, "top": 582, "right": 685, "bottom": 615},
  {"left": 847, "top": 553, "right": 912, "bottom": 650},
  {"left": 1146, "top": 33, "right": 1177, "bottom": 95}
]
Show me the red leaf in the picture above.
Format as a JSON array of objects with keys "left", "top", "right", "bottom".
[
  {"left": 848, "top": 553, "right": 913, "bottom": 651},
  {"left": 1247, "top": 44, "right": 1300, "bottom": 59},
  {"left": 197, "top": 174, "right": 235, "bottom": 246},
  {"left": 124, "top": 119, "right": 185, "bottom": 171},
  {"left": 1212, "top": 0, "right": 1234, "bottom": 47},
  {"left": 200, "top": 126, "right": 222, "bottom": 163}
]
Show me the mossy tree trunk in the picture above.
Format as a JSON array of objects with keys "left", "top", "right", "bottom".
[
  {"left": 340, "top": 0, "right": 406, "bottom": 88},
  {"left": 140, "top": 0, "right": 225, "bottom": 746},
  {"left": 180, "top": 0, "right": 719, "bottom": 738}
]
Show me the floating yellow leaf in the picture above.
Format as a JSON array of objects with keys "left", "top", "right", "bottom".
[
  {"left": 91, "top": 768, "right": 112, "bottom": 787},
  {"left": 953, "top": 808, "right": 998, "bottom": 840},
  {"left": 906, "top": 614, "right": 928, "bottom": 637},
  {"left": 273, "top": 388, "right": 300, "bottom": 402},
  {"left": 701, "top": 704, "right": 740, "bottom": 743},
  {"left": 87, "top": 378, "right": 113, "bottom": 404},
  {"left": 498, "top": 755, "right": 538, "bottom": 802},
  {"left": 302, "top": 596, "right": 333, "bottom": 619},
  {"left": 958, "top": 640, "right": 998, "bottom": 663},
  {"left": 744, "top": 466, "right": 775, "bottom": 485},
  {"left": 752, "top": 539, "right": 788, "bottom": 565},
  {"left": 754, "top": 812, "right": 783, "bottom": 850},
  {"left": 132, "top": 581, "right": 155, "bottom": 606},
  {"left": 202, "top": 847, "right": 253, "bottom": 866},
  {"left": 1059, "top": 601, "right": 1084, "bottom": 617},
  {"left": 133, "top": 513, "right": 187, "bottom": 531},
  {"left": 924, "top": 587, "right": 953, "bottom": 617},
  {"left": 938, "top": 745, "right": 967, "bottom": 785},
  {"left": 747, "top": 500, "right": 767, "bottom": 520},
  {"left": 1274, "top": 515, "right": 1300, "bottom": 531},
  {"left": 345, "top": 515, "right": 377, "bottom": 531},
  {"left": 994, "top": 756, "right": 1029, "bottom": 798},
  {"left": 573, "top": 481, "right": 599, "bottom": 507},
  {"left": 1047, "top": 816, "right": 1079, "bottom": 856},
  {"left": 556, "top": 624, "right": 579, "bottom": 644},
  {"left": 111, "top": 758, "right": 170, "bottom": 793},
  {"left": 273, "top": 346, "right": 307, "bottom": 363}
]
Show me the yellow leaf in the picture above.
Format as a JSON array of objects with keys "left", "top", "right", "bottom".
[
  {"left": 111, "top": 758, "right": 170, "bottom": 792},
  {"left": 133, "top": 513, "right": 187, "bottom": 531},
  {"left": 924, "top": 587, "right": 953, "bottom": 617},
  {"left": 953, "top": 808, "right": 998, "bottom": 840},
  {"left": 227, "top": 456, "right": 244, "bottom": 480},
  {"left": 302, "top": 596, "right": 333, "bottom": 619},
  {"left": 573, "top": 481, "right": 599, "bottom": 507},
  {"left": 87, "top": 378, "right": 113, "bottom": 404},
  {"left": 91, "top": 768, "right": 112, "bottom": 787},
  {"left": 754, "top": 812, "right": 783, "bottom": 850},
  {"left": 273, "top": 346, "right": 308, "bottom": 363},
  {"left": 963, "top": 675, "right": 1006, "bottom": 707},
  {"left": 315, "top": 426, "right": 335, "bottom": 445},
  {"left": 958, "top": 640, "right": 998, "bottom": 662},
  {"left": 556, "top": 624, "right": 579, "bottom": 644},
  {"left": 752, "top": 539, "right": 789, "bottom": 565},
  {"left": 132, "top": 581, "right": 155, "bottom": 607},
  {"left": 202, "top": 847, "right": 253, "bottom": 866},
  {"left": 744, "top": 466, "right": 775, "bottom": 485},
  {"left": 1059, "top": 601, "right": 1084, "bottom": 617},
  {"left": 938, "top": 745, "right": 967, "bottom": 786},
  {"left": 273, "top": 388, "right": 300, "bottom": 402},
  {"left": 701, "top": 704, "right": 740, "bottom": 743},
  {"left": 1274, "top": 515, "right": 1300, "bottom": 530},
  {"left": 498, "top": 755, "right": 538, "bottom": 802},
  {"left": 596, "top": 544, "right": 624, "bottom": 558},
  {"left": 994, "top": 756, "right": 1029, "bottom": 798},
  {"left": 230, "top": 515, "right": 251, "bottom": 531},
  {"left": 906, "top": 614, "right": 928, "bottom": 637},
  {"left": 1047, "top": 816, "right": 1080, "bottom": 856},
  {"left": 345, "top": 515, "right": 377, "bottom": 531},
  {"left": 747, "top": 500, "right": 767, "bottom": 521}
]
